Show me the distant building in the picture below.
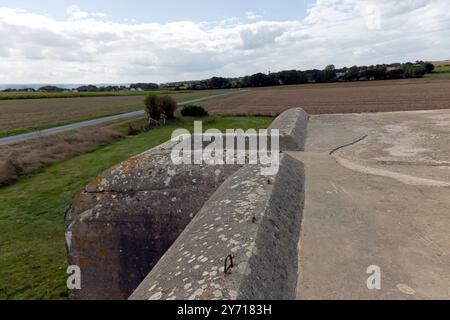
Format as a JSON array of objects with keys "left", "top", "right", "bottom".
[
  {"left": 335, "top": 72, "right": 346, "bottom": 80},
  {"left": 386, "top": 66, "right": 400, "bottom": 72}
]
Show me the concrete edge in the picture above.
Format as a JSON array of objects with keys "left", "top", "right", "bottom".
[
  {"left": 268, "top": 108, "right": 309, "bottom": 151},
  {"left": 64, "top": 137, "right": 241, "bottom": 299},
  {"left": 129, "top": 153, "right": 305, "bottom": 300},
  {"left": 64, "top": 107, "right": 308, "bottom": 299}
]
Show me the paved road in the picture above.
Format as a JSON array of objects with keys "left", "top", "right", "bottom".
[{"left": 0, "top": 92, "right": 234, "bottom": 146}]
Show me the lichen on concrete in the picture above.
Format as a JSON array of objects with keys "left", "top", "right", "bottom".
[
  {"left": 65, "top": 108, "right": 309, "bottom": 300},
  {"left": 130, "top": 154, "right": 305, "bottom": 300},
  {"left": 65, "top": 139, "right": 240, "bottom": 300}
]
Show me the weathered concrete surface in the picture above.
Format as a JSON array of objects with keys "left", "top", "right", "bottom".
[
  {"left": 309, "top": 109, "right": 450, "bottom": 185},
  {"left": 65, "top": 107, "right": 309, "bottom": 300},
  {"left": 268, "top": 108, "right": 308, "bottom": 151},
  {"left": 295, "top": 109, "right": 450, "bottom": 299},
  {"left": 130, "top": 154, "right": 305, "bottom": 300},
  {"left": 65, "top": 139, "right": 240, "bottom": 300}
]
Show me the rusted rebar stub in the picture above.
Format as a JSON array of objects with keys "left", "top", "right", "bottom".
[{"left": 224, "top": 254, "right": 234, "bottom": 275}]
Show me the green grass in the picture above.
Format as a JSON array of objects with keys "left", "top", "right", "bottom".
[
  {"left": 0, "top": 116, "right": 274, "bottom": 300},
  {"left": 0, "top": 89, "right": 234, "bottom": 101},
  {"left": 0, "top": 112, "right": 141, "bottom": 138},
  {"left": 433, "top": 65, "right": 450, "bottom": 73},
  {"left": 0, "top": 89, "right": 235, "bottom": 138},
  {"left": 0, "top": 90, "right": 178, "bottom": 100}
]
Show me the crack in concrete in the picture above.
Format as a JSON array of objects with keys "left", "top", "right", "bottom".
[
  {"left": 375, "top": 160, "right": 450, "bottom": 167},
  {"left": 326, "top": 132, "right": 450, "bottom": 187},
  {"left": 329, "top": 135, "right": 368, "bottom": 155}
]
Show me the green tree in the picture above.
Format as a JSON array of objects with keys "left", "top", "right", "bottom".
[
  {"left": 249, "top": 73, "right": 278, "bottom": 87},
  {"left": 345, "top": 66, "right": 360, "bottom": 81},
  {"left": 208, "top": 77, "right": 230, "bottom": 89},
  {"left": 276, "top": 70, "right": 308, "bottom": 85},
  {"left": 402, "top": 64, "right": 426, "bottom": 78},
  {"left": 144, "top": 93, "right": 163, "bottom": 121},
  {"left": 423, "top": 62, "right": 435, "bottom": 73},
  {"left": 323, "top": 65, "right": 337, "bottom": 82},
  {"left": 159, "top": 95, "right": 177, "bottom": 119},
  {"left": 144, "top": 93, "right": 177, "bottom": 127}
]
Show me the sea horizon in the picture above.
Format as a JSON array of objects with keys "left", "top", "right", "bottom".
[{"left": 0, "top": 83, "right": 134, "bottom": 91}]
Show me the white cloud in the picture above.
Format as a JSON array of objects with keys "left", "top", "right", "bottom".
[
  {"left": 0, "top": 0, "right": 449, "bottom": 84},
  {"left": 67, "top": 4, "right": 107, "bottom": 21},
  {"left": 245, "top": 11, "right": 263, "bottom": 20}
]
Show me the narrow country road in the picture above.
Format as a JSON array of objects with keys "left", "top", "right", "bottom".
[{"left": 0, "top": 92, "right": 234, "bottom": 146}]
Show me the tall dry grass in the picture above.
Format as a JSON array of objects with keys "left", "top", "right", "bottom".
[{"left": 0, "top": 127, "right": 123, "bottom": 185}]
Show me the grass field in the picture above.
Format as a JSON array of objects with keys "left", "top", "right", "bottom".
[
  {"left": 200, "top": 77, "right": 450, "bottom": 115},
  {"left": 0, "top": 113, "right": 133, "bottom": 139},
  {"left": 433, "top": 65, "right": 450, "bottom": 73},
  {"left": 0, "top": 89, "right": 176, "bottom": 100},
  {"left": 432, "top": 60, "right": 450, "bottom": 67},
  {"left": 0, "top": 89, "right": 233, "bottom": 137},
  {"left": 4, "top": 76, "right": 450, "bottom": 137},
  {"left": 0, "top": 116, "right": 274, "bottom": 300}
]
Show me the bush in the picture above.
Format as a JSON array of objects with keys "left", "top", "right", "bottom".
[
  {"left": 144, "top": 93, "right": 163, "bottom": 120},
  {"left": 423, "top": 62, "right": 435, "bottom": 73},
  {"left": 127, "top": 123, "right": 140, "bottom": 136},
  {"left": 181, "top": 105, "right": 209, "bottom": 117},
  {"left": 144, "top": 93, "right": 177, "bottom": 121},
  {"left": 402, "top": 65, "right": 426, "bottom": 78},
  {"left": 159, "top": 95, "right": 177, "bottom": 119},
  {"left": 0, "top": 159, "right": 21, "bottom": 185}
]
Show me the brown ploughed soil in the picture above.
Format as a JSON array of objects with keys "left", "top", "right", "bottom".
[{"left": 200, "top": 78, "right": 450, "bottom": 115}]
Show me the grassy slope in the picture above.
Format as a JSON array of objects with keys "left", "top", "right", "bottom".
[
  {"left": 0, "top": 116, "right": 274, "bottom": 300},
  {"left": 427, "top": 68, "right": 450, "bottom": 80},
  {"left": 433, "top": 65, "right": 450, "bottom": 73}
]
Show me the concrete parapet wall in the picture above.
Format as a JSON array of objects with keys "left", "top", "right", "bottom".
[
  {"left": 65, "top": 140, "right": 240, "bottom": 300},
  {"left": 130, "top": 154, "right": 305, "bottom": 300},
  {"left": 65, "top": 108, "right": 309, "bottom": 300},
  {"left": 268, "top": 107, "right": 309, "bottom": 151}
]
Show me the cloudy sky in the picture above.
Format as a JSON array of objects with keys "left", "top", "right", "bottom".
[{"left": 0, "top": 0, "right": 449, "bottom": 84}]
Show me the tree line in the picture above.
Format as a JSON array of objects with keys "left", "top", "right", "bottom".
[
  {"left": 1, "top": 83, "right": 159, "bottom": 93},
  {"left": 1, "top": 61, "right": 435, "bottom": 93},
  {"left": 185, "top": 61, "right": 435, "bottom": 89}
]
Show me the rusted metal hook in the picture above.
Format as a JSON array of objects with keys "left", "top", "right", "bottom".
[{"left": 224, "top": 254, "right": 234, "bottom": 275}]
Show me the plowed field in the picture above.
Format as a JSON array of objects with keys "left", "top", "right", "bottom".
[{"left": 200, "top": 78, "right": 450, "bottom": 115}]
